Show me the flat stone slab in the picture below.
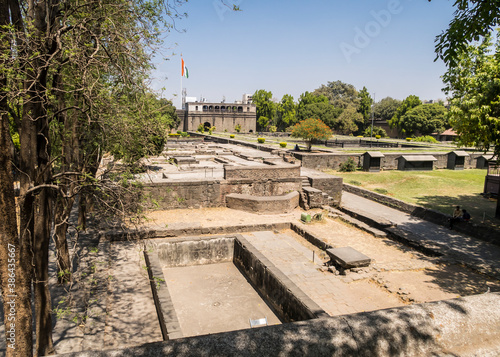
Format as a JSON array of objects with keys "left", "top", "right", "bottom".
[{"left": 326, "top": 247, "right": 371, "bottom": 268}]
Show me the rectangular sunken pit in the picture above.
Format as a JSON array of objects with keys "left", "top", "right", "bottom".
[{"left": 144, "top": 234, "right": 325, "bottom": 340}]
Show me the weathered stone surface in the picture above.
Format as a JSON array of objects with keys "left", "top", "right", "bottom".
[
  {"left": 226, "top": 191, "right": 299, "bottom": 214},
  {"left": 326, "top": 247, "right": 371, "bottom": 268},
  {"left": 54, "top": 294, "right": 500, "bottom": 357},
  {"left": 224, "top": 163, "right": 301, "bottom": 180}
]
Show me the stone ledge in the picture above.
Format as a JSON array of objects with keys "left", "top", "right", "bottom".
[
  {"left": 54, "top": 293, "right": 500, "bottom": 357},
  {"left": 343, "top": 183, "right": 500, "bottom": 246},
  {"left": 226, "top": 191, "right": 299, "bottom": 214}
]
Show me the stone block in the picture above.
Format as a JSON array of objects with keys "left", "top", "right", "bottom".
[{"left": 326, "top": 247, "right": 371, "bottom": 269}]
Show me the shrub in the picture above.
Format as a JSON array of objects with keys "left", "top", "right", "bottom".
[
  {"left": 197, "top": 123, "right": 205, "bottom": 133},
  {"left": 406, "top": 137, "right": 412, "bottom": 141},
  {"left": 375, "top": 135, "right": 381, "bottom": 139},
  {"left": 338, "top": 157, "right": 357, "bottom": 172},
  {"left": 269, "top": 125, "right": 277, "bottom": 133},
  {"left": 208, "top": 126, "right": 216, "bottom": 135},
  {"left": 176, "top": 130, "right": 181, "bottom": 134},
  {"left": 230, "top": 134, "right": 235, "bottom": 138},
  {"left": 279, "top": 142, "right": 287, "bottom": 148},
  {"left": 234, "top": 124, "right": 241, "bottom": 133},
  {"left": 180, "top": 132, "right": 189, "bottom": 137},
  {"left": 363, "top": 126, "right": 387, "bottom": 138},
  {"left": 412, "top": 135, "right": 438, "bottom": 143},
  {"left": 257, "top": 137, "right": 265, "bottom": 144}
]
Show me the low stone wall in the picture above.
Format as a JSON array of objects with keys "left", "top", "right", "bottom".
[
  {"left": 294, "top": 151, "right": 486, "bottom": 171},
  {"left": 226, "top": 191, "right": 299, "bottom": 214},
  {"left": 233, "top": 235, "right": 327, "bottom": 323},
  {"left": 309, "top": 175, "right": 343, "bottom": 205},
  {"left": 143, "top": 179, "right": 221, "bottom": 210},
  {"left": 152, "top": 236, "right": 234, "bottom": 267},
  {"left": 143, "top": 177, "right": 302, "bottom": 210},
  {"left": 343, "top": 183, "right": 500, "bottom": 246},
  {"left": 224, "top": 164, "right": 300, "bottom": 180},
  {"left": 56, "top": 293, "right": 500, "bottom": 357}
]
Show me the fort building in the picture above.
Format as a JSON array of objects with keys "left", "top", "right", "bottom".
[{"left": 177, "top": 94, "right": 257, "bottom": 133}]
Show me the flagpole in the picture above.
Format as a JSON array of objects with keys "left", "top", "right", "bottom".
[{"left": 183, "top": 53, "right": 184, "bottom": 109}]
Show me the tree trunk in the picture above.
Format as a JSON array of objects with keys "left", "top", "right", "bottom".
[
  {"left": 0, "top": 93, "right": 34, "bottom": 357},
  {"left": 33, "top": 192, "right": 55, "bottom": 356},
  {"left": 53, "top": 195, "right": 74, "bottom": 283},
  {"left": 0, "top": 1, "right": 34, "bottom": 356}
]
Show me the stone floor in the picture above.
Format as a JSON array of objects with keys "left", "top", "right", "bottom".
[
  {"left": 162, "top": 262, "right": 280, "bottom": 337},
  {"left": 1, "top": 206, "right": 499, "bottom": 355}
]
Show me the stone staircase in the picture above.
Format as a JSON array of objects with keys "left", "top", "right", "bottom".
[{"left": 300, "top": 176, "right": 334, "bottom": 209}]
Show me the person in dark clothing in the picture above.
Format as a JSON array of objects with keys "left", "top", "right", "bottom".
[{"left": 462, "top": 209, "right": 471, "bottom": 222}]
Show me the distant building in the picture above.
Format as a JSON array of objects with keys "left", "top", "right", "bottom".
[{"left": 176, "top": 95, "right": 257, "bottom": 133}]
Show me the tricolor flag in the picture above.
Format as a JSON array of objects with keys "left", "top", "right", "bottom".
[{"left": 181, "top": 58, "right": 189, "bottom": 78}]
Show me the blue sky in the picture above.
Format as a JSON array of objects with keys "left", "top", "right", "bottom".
[{"left": 150, "top": 0, "right": 457, "bottom": 107}]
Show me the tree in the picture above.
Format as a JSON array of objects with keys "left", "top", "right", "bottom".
[
  {"left": 296, "top": 102, "right": 342, "bottom": 129},
  {"left": 313, "top": 80, "right": 360, "bottom": 109},
  {"left": 389, "top": 95, "right": 422, "bottom": 137},
  {"left": 357, "top": 86, "right": 373, "bottom": 133},
  {"left": 373, "top": 97, "right": 402, "bottom": 122},
  {"left": 434, "top": 0, "right": 500, "bottom": 67},
  {"left": 291, "top": 118, "right": 333, "bottom": 151},
  {"left": 0, "top": 1, "right": 187, "bottom": 355},
  {"left": 399, "top": 103, "right": 448, "bottom": 136},
  {"left": 335, "top": 106, "right": 361, "bottom": 135},
  {"left": 275, "top": 94, "right": 297, "bottom": 131},
  {"left": 252, "top": 89, "right": 275, "bottom": 131}
]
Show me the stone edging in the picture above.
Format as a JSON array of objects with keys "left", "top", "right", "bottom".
[
  {"left": 343, "top": 183, "right": 500, "bottom": 246},
  {"left": 54, "top": 293, "right": 500, "bottom": 356}
]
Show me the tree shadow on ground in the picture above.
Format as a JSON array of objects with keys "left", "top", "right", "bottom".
[
  {"left": 423, "top": 263, "right": 500, "bottom": 297},
  {"left": 414, "top": 193, "right": 498, "bottom": 227}
]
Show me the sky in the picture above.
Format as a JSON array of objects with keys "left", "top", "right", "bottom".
[{"left": 149, "top": 0, "right": 457, "bottom": 108}]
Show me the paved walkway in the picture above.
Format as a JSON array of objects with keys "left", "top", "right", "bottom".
[
  {"left": 341, "top": 191, "right": 500, "bottom": 279},
  {"left": 242, "top": 231, "right": 405, "bottom": 317}
]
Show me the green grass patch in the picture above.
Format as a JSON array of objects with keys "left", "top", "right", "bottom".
[{"left": 329, "top": 169, "right": 497, "bottom": 224}]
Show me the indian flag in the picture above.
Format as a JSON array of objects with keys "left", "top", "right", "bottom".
[{"left": 181, "top": 58, "right": 189, "bottom": 78}]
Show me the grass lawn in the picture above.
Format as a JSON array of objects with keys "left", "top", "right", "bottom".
[{"left": 326, "top": 169, "right": 498, "bottom": 225}]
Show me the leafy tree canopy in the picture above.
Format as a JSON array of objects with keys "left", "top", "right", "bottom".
[
  {"left": 296, "top": 102, "right": 342, "bottom": 129},
  {"left": 291, "top": 118, "right": 333, "bottom": 151},
  {"left": 373, "top": 97, "right": 402, "bottom": 122},
  {"left": 275, "top": 94, "right": 297, "bottom": 131},
  {"left": 313, "top": 80, "right": 360, "bottom": 109},
  {"left": 434, "top": 0, "right": 500, "bottom": 67},
  {"left": 357, "top": 86, "right": 373, "bottom": 133},
  {"left": 252, "top": 89, "right": 275, "bottom": 130},
  {"left": 389, "top": 95, "right": 422, "bottom": 135},
  {"left": 335, "top": 106, "right": 361, "bottom": 135},
  {"left": 399, "top": 103, "right": 448, "bottom": 136},
  {"left": 443, "top": 34, "right": 500, "bottom": 158}
]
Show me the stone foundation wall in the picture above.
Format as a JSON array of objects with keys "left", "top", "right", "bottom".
[
  {"left": 143, "top": 178, "right": 302, "bottom": 210},
  {"left": 220, "top": 178, "right": 301, "bottom": 203},
  {"left": 153, "top": 236, "right": 234, "bottom": 267},
  {"left": 143, "top": 179, "right": 222, "bottom": 210},
  {"left": 226, "top": 191, "right": 299, "bottom": 214},
  {"left": 233, "top": 235, "right": 327, "bottom": 323},
  {"left": 309, "top": 175, "right": 343, "bottom": 205},
  {"left": 224, "top": 164, "right": 300, "bottom": 180},
  {"left": 295, "top": 151, "right": 486, "bottom": 171}
]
